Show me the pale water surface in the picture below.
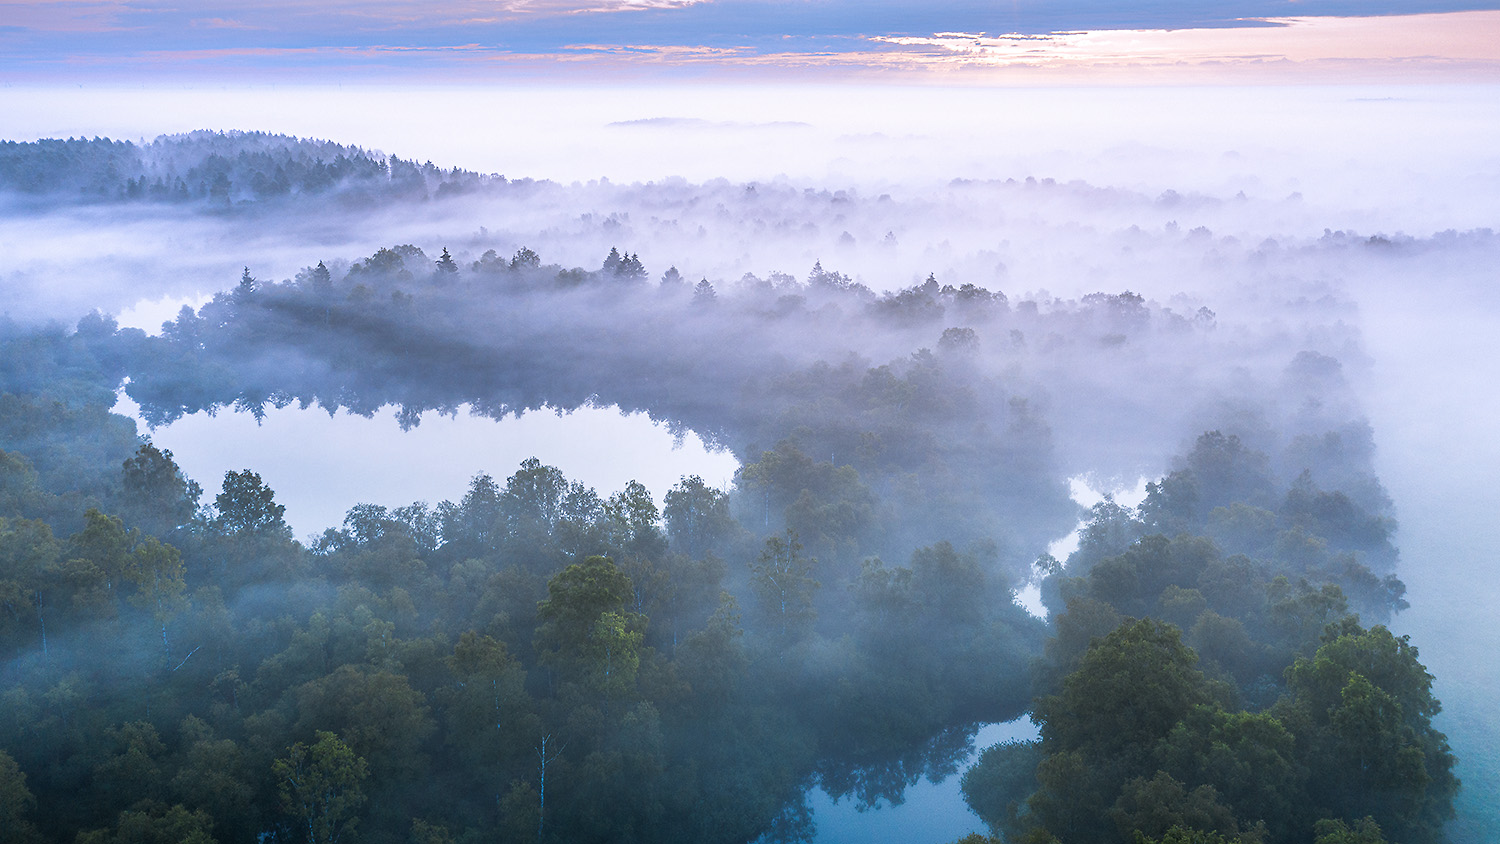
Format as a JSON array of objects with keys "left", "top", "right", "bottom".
[{"left": 114, "top": 393, "right": 739, "bottom": 539}]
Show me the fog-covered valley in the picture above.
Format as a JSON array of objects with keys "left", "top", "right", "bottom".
[{"left": 1, "top": 83, "right": 1497, "bottom": 844}]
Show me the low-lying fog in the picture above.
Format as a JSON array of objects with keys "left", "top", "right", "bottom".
[
  {"left": 4, "top": 84, "right": 1499, "bottom": 323},
  {"left": 4, "top": 81, "right": 1499, "bottom": 840}
]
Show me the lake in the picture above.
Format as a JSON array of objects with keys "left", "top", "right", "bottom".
[{"left": 113, "top": 393, "right": 740, "bottom": 539}]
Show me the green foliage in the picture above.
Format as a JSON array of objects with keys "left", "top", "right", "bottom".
[
  {"left": 171, "top": 717, "right": 254, "bottom": 837},
  {"left": 123, "top": 533, "right": 187, "bottom": 626},
  {"left": 440, "top": 632, "right": 538, "bottom": 768},
  {"left": 1108, "top": 772, "right": 1244, "bottom": 842},
  {"left": 974, "top": 607, "right": 1452, "bottom": 844},
  {"left": 0, "top": 515, "right": 58, "bottom": 655},
  {"left": 291, "top": 667, "right": 434, "bottom": 781},
  {"left": 1134, "top": 827, "right": 1259, "bottom": 844},
  {"left": 273, "top": 731, "right": 369, "bottom": 844},
  {"left": 0, "top": 269, "right": 1452, "bottom": 844},
  {"left": 1153, "top": 708, "right": 1299, "bottom": 840},
  {"left": 663, "top": 475, "right": 737, "bottom": 560},
  {"left": 1312, "top": 817, "right": 1388, "bottom": 844},
  {"left": 1278, "top": 626, "right": 1457, "bottom": 843},
  {"left": 76, "top": 802, "right": 218, "bottom": 844},
  {"left": 94, "top": 721, "right": 169, "bottom": 809},
  {"left": 536, "top": 557, "right": 635, "bottom": 658},
  {"left": 0, "top": 450, "right": 51, "bottom": 520},
  {"left": 737, "top": 440, "right": 876, "bottom": 574},
  {"left": 749, "top": 532, "right": 818, "bottom": 643},
  {"left": 1069, "top": 497, "right": 1147, "bottom": 575},
  {"left": 973, "top": 430, "right": 1453, "bottom": 844},
  {"left": 0, "top": 749, "right": 42, "bottom": 844},
  {"left": 674, "top": 593, "right": 746, "bottom": 712},
  {"left": 213, "top": 469, "right": 290, "bottom": 537},
  {"left": 1037, "top": 619, "right": 1213, "bottom": 762},
  {"left": 119, "top": 443, "right": 203, "bottom": 537},
  {"left": 605, "top": 479, "right": 667, "bottom": 561},
  {"left": 534, "top": 555, "right": 652, "bottom": 712}
]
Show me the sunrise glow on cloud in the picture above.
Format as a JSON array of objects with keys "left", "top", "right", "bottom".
[
  {"left": 857, "top": 12, "right": 1500, "bottom": 81},
  {"left": 3, "top": 0, "right": 1499, "bottom": 82}
]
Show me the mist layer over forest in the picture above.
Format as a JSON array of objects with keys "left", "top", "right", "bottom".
[{"left": 1, "top": 84, "right": 1497, "bottom": 844}]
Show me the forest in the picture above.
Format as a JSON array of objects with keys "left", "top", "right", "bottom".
[
  {"left": 0, "top": 133, "right": 495, "bottom": 209},
  {"left": 0, "top": 134, "right": 1457, "bottom": 844}
]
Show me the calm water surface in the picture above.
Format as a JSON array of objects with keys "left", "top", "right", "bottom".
[
  {"left": 807, "top": 717, "right": 1039, "bottom": 844},
  {"left": 114, "top": 395, "right": 739, "bottom": 538}
]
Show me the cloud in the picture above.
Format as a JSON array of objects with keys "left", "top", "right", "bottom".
[
  {"left": 862, "top": 11, "right": 1500, "bottom": 74},
  {"left": 535, "top": 11, "right": 1500, "bottom": 82},
  {"left": 533, "top": 0, "right": 709, "bottom": 13},
  {"left": 4, "top": 3, "right": 1499, "bottom": 83},
  {"left": 0, "top": 0, "right": 134, "bottom": 33},
  {"left": 189, "top": 17, "right": 265, "bottom": 30},
  {"left": 313, "top": 0, "right": 710, "bottom": 25},
  {"left": 606, "top": 116, "right": 812, "bottom": 129},
  {"left": 0, "top": 0, "right": 709, "bottom": 42}
]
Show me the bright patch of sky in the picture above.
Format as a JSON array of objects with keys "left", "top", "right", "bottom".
[{"left": 3, "top": 0, "right": 1499, "bottom": 82}]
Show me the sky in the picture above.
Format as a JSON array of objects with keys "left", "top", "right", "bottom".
[{"left": 4, "top": 0, "right": 1500, "bottom": 83}]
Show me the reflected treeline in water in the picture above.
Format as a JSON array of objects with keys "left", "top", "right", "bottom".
[
  {"left": 118, "top": 235, "right": 1365, "bottom": 587},
  {"left": 125, "top": 247, "right": 1086, "bottom": 582},
  {"left": 818, "top": 721, "right": 985, "bottom": 812},
  {"left": 0, "top": 133, "right": 1455, "bottom": 844}
]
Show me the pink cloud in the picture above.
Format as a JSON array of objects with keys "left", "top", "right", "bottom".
[
  {"left": 0, "top": 0, "right": 133, "bottom": 33},
  {"left": 521, "top": 10, "right": 1500, "bottom": 83},
  {"left": 13, "top": 7, "right": 1500, "bottom": 84},
  {"left": 0, "top": 0, "right": 709, "bottom": 38},
  {"left": 189, "top": 17, "right": 265, "bottom": 30},
  {"left": 857, "top": 11, "right": 1500, "bottom": 81}
]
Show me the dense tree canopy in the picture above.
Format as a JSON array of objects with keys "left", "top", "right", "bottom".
[
  {"left": 960, "top": 433, "right": 1454, "bottom": 844},
  {"left": 0, "top": 171, "right": 1450, "bottom": 844}
]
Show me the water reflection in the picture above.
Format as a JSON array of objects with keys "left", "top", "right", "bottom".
[
  {"left": 806, "top": 716, "right": 1040, "bottom": 844},
  {"left": 113, "top": 393, "right": 739, "bottom": 537}
]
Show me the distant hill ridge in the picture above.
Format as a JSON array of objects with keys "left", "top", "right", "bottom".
[{"left": 0, "top": 130, "right": 502, "bottom": 207}]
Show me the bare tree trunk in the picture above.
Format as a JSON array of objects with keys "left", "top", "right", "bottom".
[
  {"left": 37, "top": 595, "right": 48, "bottom": 660},
  {"left": 536, "top": 734, "right": 564, "bottom": 842}
]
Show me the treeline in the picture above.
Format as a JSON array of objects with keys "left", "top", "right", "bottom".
[
  {"left": 116, "top": 242, "right": 1241, "bottom": 583},
  {"left": 0, "top": 133, "right": 501, "bottom": 208},
  {"left": 0, "top": 456, "right": 1038, "bottom": 844},
  {"left": 957, "top": 431, "right": 1454, "bottom": 843},
  {"left": 0, "top": 237, "right": 1449, "bottom": 843},
  {"left": 1, "top": 317, "right": 1042, "bottom": 843}
]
